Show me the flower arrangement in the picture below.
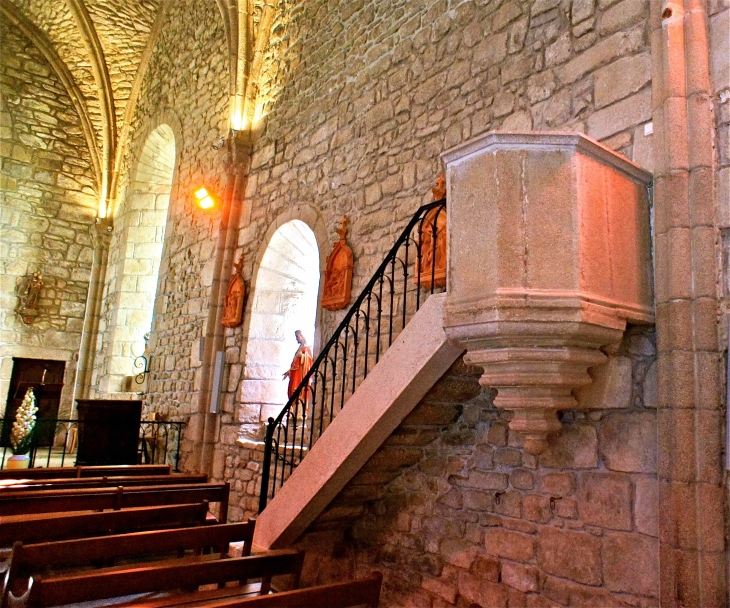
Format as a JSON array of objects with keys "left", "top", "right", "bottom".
[{"left": 10, "top": 388, "right": 37, "bottom": 455}]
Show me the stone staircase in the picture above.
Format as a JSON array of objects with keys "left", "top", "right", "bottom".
[{"left": 253, "top": 294, "right": 464, "bottom": 549}]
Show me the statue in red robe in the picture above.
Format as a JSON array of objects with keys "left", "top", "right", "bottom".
[{"left": 283, "top": 330, "right": 313, "bottom": 400}]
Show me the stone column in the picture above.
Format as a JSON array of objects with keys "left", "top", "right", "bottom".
[
  {"left": 72, "top": 218, "right": 112, "bottom": 404},
  {"left": 651, "top": 0, "right": 726, "bottom": 604},
  {"left": 441, "top": 131, "right": 653, "bottom": 455},
  {"left": 190, "top": 130, "right": 253, "bottom": 477}
]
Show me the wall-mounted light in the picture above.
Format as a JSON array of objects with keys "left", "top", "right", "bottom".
[{"left": 194, "top": 187, "right": 216, "bottom": 210}]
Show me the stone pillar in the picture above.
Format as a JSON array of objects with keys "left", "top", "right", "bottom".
[
  {"left": 190, "top": 130, "right": 253, "bottom": 477},
  {"left": 72, "top": 218, "right": 112, "bottom": 404},
  {"left": 651, "top": 0, "right": 726, "bottom": 604},
  {"left": 441, "top": 131, "right": 653, "bottom": 455}
]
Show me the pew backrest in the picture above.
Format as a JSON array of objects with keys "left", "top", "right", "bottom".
[
  {"left": 11, "top": 521, "right": 255, "bottom": 574},
  {"left": 27, "top": 549, "right": 304, "bottom": 607},
  {"left": 0, "top": 483, "right": 229, "bottom": 522},
  {"left": 191, "top": 572, "right": 383, "bottom": 608},
  {"left": 118, "top": 572, "right": 383, "bottom": 608},
  {"left": 0, "top": 474, "right": 207, "bottom": 492},
  {"left": 0, "top": 465, "right": 171, "bottom": 480},
  {"left": 0, "top": 502, "right": 210, "bottom": 545}
]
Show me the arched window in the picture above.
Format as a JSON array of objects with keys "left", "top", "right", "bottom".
[
  {"left": 102, "top": 125, "right": 175, "bottom": 393},
  {"left": 239, "top": 220, "right": 320, "bottom": 438}
]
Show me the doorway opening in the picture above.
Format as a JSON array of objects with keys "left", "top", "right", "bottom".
[{"left": 2, "top": 358, "right": 65, "bottom": 449}]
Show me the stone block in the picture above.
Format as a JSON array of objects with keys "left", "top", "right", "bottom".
[
  {"left": 635, "top": 475, "right": 658, "bottom": 536},
  {"left": 587, "top": 86, "right": 652, "bottom": 140},
  {"left": 540, "top": 472, "right": 575, "bottom": 496},
  {"left": 537, "top": 527, "right": 602, "bottom": 585},
  {"left": 603, "top": 533, "right": 658, "bottom": 595},
  {"left": 572, "top": 0, "right": 595, "bottom": 23},
  {"left": 575, "top": 355, "right": 632, "bottom": 409},
  {"left": 510, "top": 469, "right": 535, "bottom": 490},
  {"left": 539, "top": 424, "right": 598, "bottom": 469},
  {"left": 472, "top": 31, "right": 508, "bottom": 72},
  {"left": 594, "top": 52, "right": 651, "bottom": 108},
  {"left": 440, "top": 539, "right": 479, "bottom": 568},
  {"left": 494, "top": 490, "right": 522, "bottom": 518},
  {"left": 457, "top": 573, "right": 508, "bottom": 607},
  {"left": 599, "top": 0, "right": 647, "bottom": 35},
  {"left": 502, "top": 562, "right": 539, "bottom": 592},
  {"left": 484, "top": 528, "right": 535, "bottom": 562},
  {"left": 524, "top": 494, "right": 552, "bottom": 523},
  {"left": 577, "top": 472, "right": 632, "bottom": 530},
  {"left": 487, "top": 421, "right": 508, "bottom": 446},
  {"left": 599, "top": 411, "right": 657, "bottom": 473},
  {"left": 463, "top": 490, "right": 494, "bottom": 511},
  {"left": 456, "top": 471, "right": 509, "bottom": 491},
  {"left": 557, "top": 27, "right": 643, "bottom": 84},
  {"left": 422, "top": 576, "right": 457, "bottom": 604},
  {"left": 710, "top": 11, "right": 730, "bottom": 90}
]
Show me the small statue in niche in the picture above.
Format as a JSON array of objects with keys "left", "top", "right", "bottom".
[
  {"left": 321, "top": 216, "right": 354, "bottom": 311},
  {"left": 18, "top": 272, "right": 43, "bottom": 325},
  {"left": 416, "top": 174, "right": 447, "bottom": 289},
  {"left": 221, "top": 255, "right": 246, "bottom": 328},
  {"left": 283, "top": 330, "right": 313, "bottom": 407}
]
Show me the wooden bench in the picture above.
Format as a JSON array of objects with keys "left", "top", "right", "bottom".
[
  {"left": 25, "top": 549, "right": 304, "bottom": 607},
  {"left": 0, "top": 464, "right": 171, "bottom": 480},
  {"left": 109, "top": 572, "right": 383, "bottom": 608},
  {"left": 0, "top": 473, "right": 207, "bottom": 492},
  {"left": 6, "top": 521, "right": 256, "bottom": 599},
  {"left": 0, "top": 502, "right": 210, "bottom": 546},
  {"left": 0, "top": 482, "right": 230, "bottom": 522}
]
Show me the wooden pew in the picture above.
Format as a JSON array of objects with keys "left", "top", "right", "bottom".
[
  {"left": 0, "top": 482, "right": 230, "bottom": 522},
  {"left": 149, "top": 572, "right": 384, "bottom": 608},
  {"left": 25, "top": 549, "right": 305, "bottom": 607},
  {"left": 0, "top": 464, "right": 171, "bottom": 480},
  {"left": 0, "top": 502, "right": 210, "bottom": 546},
  {"left": 6, "top": 521, "right": 256, "bottom": 598},
  {"left": 0, "top": 473, "right": 207, "bottom": 491}
]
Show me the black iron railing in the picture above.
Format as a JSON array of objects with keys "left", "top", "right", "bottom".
[
  {"left": 259, "top": 199, "right": 446, "bottom": 512},
  {"left": 0, "top": 419, "right": 184, "bottom": 471}
]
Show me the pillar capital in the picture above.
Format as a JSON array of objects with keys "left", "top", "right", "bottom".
[{"left": 442, "top": 131, "right": 653, "bottom": 454}]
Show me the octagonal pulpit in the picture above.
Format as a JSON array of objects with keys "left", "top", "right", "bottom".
[{"left": 441, "top": 131, "right": 653, "bottom": 454}]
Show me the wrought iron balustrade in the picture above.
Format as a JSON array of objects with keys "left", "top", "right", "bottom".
[
  {"left": 0, "top": 418, "right": 184, "bottom": 471},
  {"left": 259, "top": 198, "right": 446, "bottom": 512}
]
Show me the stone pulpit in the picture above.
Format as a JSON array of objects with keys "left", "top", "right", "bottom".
[{"left": 441, "top": 132, "right": 653, "bottom": 454}]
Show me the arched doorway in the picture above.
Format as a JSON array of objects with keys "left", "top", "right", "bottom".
[
  {"left": 101, "top": 124, "right": 176, "bottom": 393},
  {"left": 239, "top": 220, "right": 320, "bottom": 439}
]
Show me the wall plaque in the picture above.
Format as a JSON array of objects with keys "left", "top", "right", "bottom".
[
  {"left": 221, "top": 255, "right": 246, "bottom": 328},
  {"left": 321, "top": 216, "right": 354, "bottom": 311},
  {"left": 416, "top": 175, "right": 447, "bottom": 289}
]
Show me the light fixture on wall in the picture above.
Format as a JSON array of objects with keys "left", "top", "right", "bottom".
[{"left": 194, "top": 187, "right": 216, "bottom": 210}]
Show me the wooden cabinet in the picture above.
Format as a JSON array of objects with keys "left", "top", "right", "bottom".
[{"left": 75, "top": 400, "right": 142, "bottom": 466}]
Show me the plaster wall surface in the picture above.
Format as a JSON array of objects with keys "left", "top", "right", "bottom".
[{"left": 0, "top": 20, "right": 98, "bottom": 417}]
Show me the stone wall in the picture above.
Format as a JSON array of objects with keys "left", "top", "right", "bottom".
[
  {"left": 0, "top": 20, "right": 98, "bottom": 417},
  {"left": 95, "top": 0, "right": 231, "bottom": 468},
  {"left": 292, "top": 328, "right": 658, "bottom": 607},
  {"left": 216, "top": 0, "right": 656, "bottom": 517}
]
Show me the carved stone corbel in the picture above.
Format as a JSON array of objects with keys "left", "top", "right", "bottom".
[{"left": 441, "top": 131, "right": 654, "bottom": 454}]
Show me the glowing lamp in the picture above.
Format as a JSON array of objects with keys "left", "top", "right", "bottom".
[{"left": 194, "top": 187, "right": 215, "bottom": 210}]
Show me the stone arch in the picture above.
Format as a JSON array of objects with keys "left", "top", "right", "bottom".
[
  {"left": 100, "top": 123, "right": 176, "bottom": 393},
  {"left": 238, "top": 209, "right": 326, "bottom": 439}
]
